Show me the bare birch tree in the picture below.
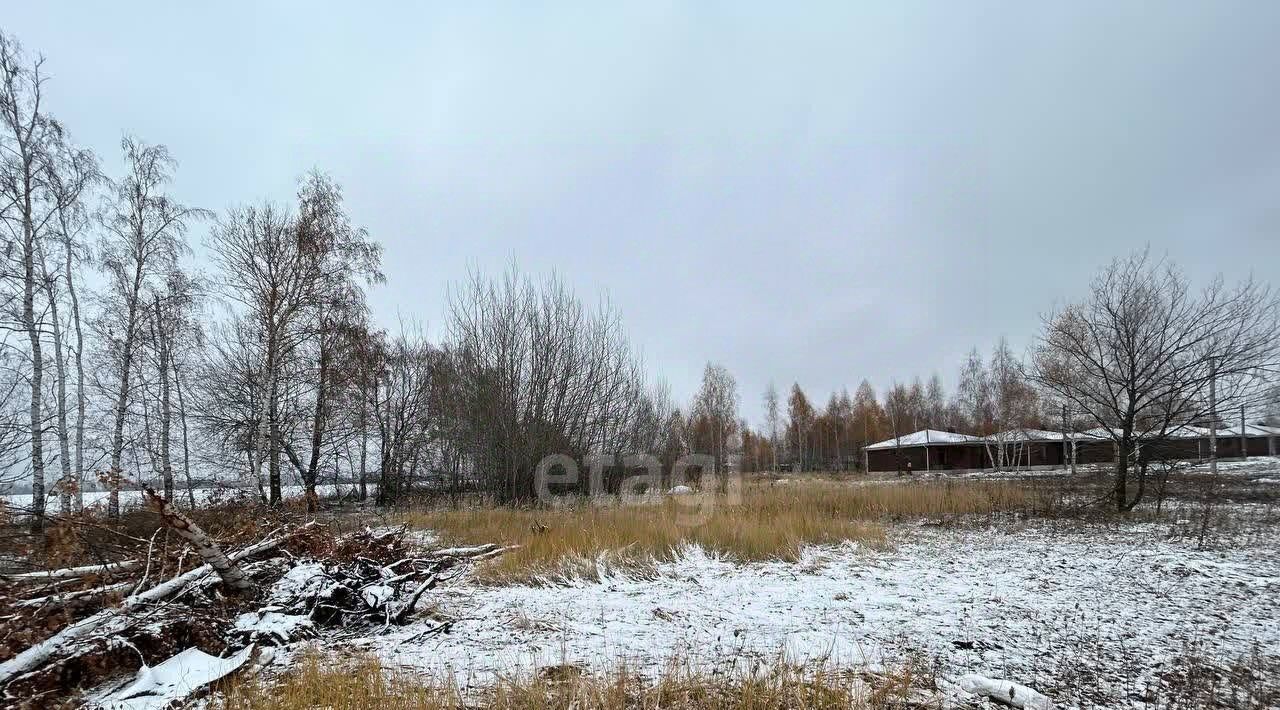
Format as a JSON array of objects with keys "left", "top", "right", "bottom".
[
  {"left": 0, "top": 32, "right": 96, "bottom": 529},
  {"left": 445, "top": 267, "right": 648, "bottom": 503},
  {"left": 207, "top": 173, "right": 380, "bottom": 506},
  {"left": 690, "top": 362, "right": 739, "bottom": 479},
  {"left": 46, "top": 146, "right": 97, "bottom": 511},
  {"left": 763, "top": 381, "right": 780, "bottom": 472},
  {"left": 98, "top": 138, "right": 207, "bottom": 519}
]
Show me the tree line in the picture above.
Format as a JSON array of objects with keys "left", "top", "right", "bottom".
[
  {"left": 3, "top": 29, "right": 1278, "bottom": 527},
  {"left": 0, "top": 30, "right": 668, "bottom": 528}
]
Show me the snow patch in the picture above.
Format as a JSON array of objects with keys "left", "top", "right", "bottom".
[{"left": 94, "top": 645, "right": 255, "bottom": 709}]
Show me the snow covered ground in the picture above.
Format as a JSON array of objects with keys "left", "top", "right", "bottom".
[{"left": 357, "top": 515, "right": 1279, "bottom": 709}]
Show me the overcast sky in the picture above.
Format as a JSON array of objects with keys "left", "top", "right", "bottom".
[{"left": 7, "top": 3, "right": 1280, "bottom": 425}]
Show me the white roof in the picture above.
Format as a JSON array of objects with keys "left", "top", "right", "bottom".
[
  {"left": 989, "top": 428, "right": 1070, "bottom": 442},
  {"left": 865, "top": 429, "right": 982, "bottom": 451},
  {"left": 1073, "top": 424, "right": 1275, "bottom": 440},
  {"left": 1217, "top": 424, "right": 1280, "bottom": 437},
  {"left": 867, "top": 424, "right": 1278, "bottom": 452}
]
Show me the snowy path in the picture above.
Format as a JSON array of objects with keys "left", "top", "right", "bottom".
[{"left": 364, "top": 521, "right": 1280, "bottom": 707}]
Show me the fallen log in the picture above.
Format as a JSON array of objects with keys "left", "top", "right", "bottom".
[
  {"left": 956, "top": 674, "right": 1053, "bottom": 709},
  {"left": 145, "top": 487, "right": 254, "bottom": 593},
  {"left": 2, "top": 559, "right": 141, "bottom": 582},
  {"left": 428, "top": 543, "right": 500, "bottom": 558},
  {"left": 10, "top": 581, "right": 133, "bottom": 609},
  {"left": 0, "top": 525, "right": 305, "bottom": 690}
]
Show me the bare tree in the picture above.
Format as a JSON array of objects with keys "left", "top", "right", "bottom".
[
  {"left": 197, "top": 316, "right": 269, "bottom": 501},
  {"left": 97, "top": 138, "right": 206, "bottom": 519},
  {"left": 763, "top": 381, "right": 780, "bottom": 472},
  {"left": 445, "top": 267, "right": 648, "bottom": 503},
  {"left": 787, "top": 383, "right": 815, "bottom": 471},
  {"left": 690, "top": 363, "right": 739, "bottom": 479},
  {"left": 142, "top": 271, "right": 199, "bottom": 502},
  {"left": 954, "top": 341, "right": 1038, "bottom": 470},
  {"left": 925, "top": 373, "right": 948, "bottom": 429},
  {"left": 292, "top": 172, "right": 381, "bottom": 510},
  {"left": 46, "top": 146, "right": 98, "bottom": 511},
  {"left": 371, "top": 327, "right": 435, "bottom": 505},
  {"left": 1032, "top": 250, "right": 1280, "bottom": 511},
  {"left": 883, "top": 381, "right": 911, "bottom": 473},
  {"left": 852, "top": 380, "right": 882, "bottom": 470},
  {"left": 207, "top": 173, "right": 380, "bottom": 507},
  {"left": 0, "top": 32, "right": 97, "bottom": 529},
  {"left": 1263, "top": 384, "right": 1280, "bottom": 428}
]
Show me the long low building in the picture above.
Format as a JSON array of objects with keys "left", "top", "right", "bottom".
[
  {"left": 864, "top": 429, "right": 986, "bottom": 472},
  {"left": 864, "top": 424, "right": 1280, "bottom": 473}
]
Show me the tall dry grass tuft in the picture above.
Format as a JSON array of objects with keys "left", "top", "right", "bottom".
[
  {"left": 215, "top": 651, "right": 928, "bottom": 710},
  {"left": 399, "top": 479, "right": 1046, "bottom": 584}
]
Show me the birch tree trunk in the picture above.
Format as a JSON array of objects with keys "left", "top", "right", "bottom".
[
  {"left": 304, "top": 328, "right": 330, "bottom": 512},
  {"left": 359, "top": 391, "right": 369, "bottom": 501},
  {"left": 107, "top": 262, "right": 144, "bottom": 521},
  {"left": 153, "top": 297, "right": 174, "bottom": 502},
  {"left": 22, "top": 184, "right": 47, "bottom": 533},
  {"left": 39, "top": 245, "right": 74, "bottom": 515},
  {"left": 144, "top": 488, "right": 253, "bottom": 592},
  {"left": 63, "top": 226, "right": 87, "bottom": 512},
  {"left": 173, "top": 362, "right": 196, "bottom": 508},
  {"left": 253, "top": 327, "right": 281, "bottom": 506}
]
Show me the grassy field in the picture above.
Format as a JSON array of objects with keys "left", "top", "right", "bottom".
[
  {"left": 215, "top": 651, "right": 926, "bottom": 710},
  {"left": 398, "top": 479, "right": 1050, "bottom": 583}
]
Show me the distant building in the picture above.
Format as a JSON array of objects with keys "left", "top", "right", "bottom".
[{"left": 862, "top": 424, "right": 1280, "bottom": 473}]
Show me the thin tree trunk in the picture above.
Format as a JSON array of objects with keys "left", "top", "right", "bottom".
[
  {"left": 358, "top": 390, "right": 369, "bottom": 501},
  {"left": 62, "top": 228, "right": 87, "bottom": 513},
  {"left": 154, "top": 297, "right": 174, "bottom": 502},
  {"left": 108, "top": 259, "right": 145, "bottom": 521},
  {"left": 1114, "top": 439, "right": 1131, "bottom": 512},
  {"left": 304, "top": 330, "right": 330, "bottom": 512},
  {"left": 173, "top": 362, "right": 196, "bottom": 508},
  {"left": 247, "top": 448, "right": 266, "bottom": 503},
  {"left": 269, "top": 411, "right": 282, "bottom": 506},
  {"left": 40, "top": 247, "right": 73, "bottom": 516},
  {"left": 22, "top": 187, "right": 46, "bottom": 533},
  {"left": 255, "top": 327, "right": 282, "bottom": 506}
]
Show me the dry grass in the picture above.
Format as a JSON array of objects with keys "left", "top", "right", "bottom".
[
  {"left": 399, "top": 479, "right": 1047, "bottom": 584},
  {"left": 215, "top": 651, "right": 930, "bottom": 710}
]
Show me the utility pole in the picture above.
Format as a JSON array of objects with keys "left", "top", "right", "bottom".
[
  {"left": 1209, "top": 356, "right": 1218, "bottom": 475},
  {"left": 1240, "top": 404, "right": 1247, "bottom": 460},
  {"left": 924, "top": 426, "right": 931, "bottom": 472},
  {"left": 1061, "top": 404, "right": 1072, "bottom": 473}
]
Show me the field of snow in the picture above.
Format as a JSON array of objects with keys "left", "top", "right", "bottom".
[{"left": 358, "top": 516, "right": 1279, "bottom": 709}]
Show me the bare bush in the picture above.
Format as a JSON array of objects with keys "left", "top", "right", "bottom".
[{"left": 443, "top": 268, "right": 649, "bottom": 503}]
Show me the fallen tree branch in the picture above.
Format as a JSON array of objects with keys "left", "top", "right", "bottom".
[
  {"left": 428, "top": 543, "right": 500, "bottom": 558},
  {"left": 391, "top": 573, "right": 438, "bottom": 624},
  {"left": 11, "top": 581, "right": 133, "bottom": 609},
  {"left": 2, "top": 560, "right": 141, "bottom": 582}
]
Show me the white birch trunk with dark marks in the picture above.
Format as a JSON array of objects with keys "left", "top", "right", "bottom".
[{"left": 144, "top": 488, "right": 253, "bottom": 592}]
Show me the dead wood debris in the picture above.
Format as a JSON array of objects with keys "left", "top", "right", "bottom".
[{"left": 0, "top": 523, "right": 503, "bottom": 708}]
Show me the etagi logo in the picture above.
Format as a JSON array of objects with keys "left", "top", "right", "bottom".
[{"left": 533, "top": 453, "right": 742, "bottom": 528}]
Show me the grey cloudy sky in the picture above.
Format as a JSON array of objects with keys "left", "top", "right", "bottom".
[{"left": 7, "top": 2, "right": 1280, "bottom": 424}]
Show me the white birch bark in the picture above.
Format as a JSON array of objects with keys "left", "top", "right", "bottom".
[{"left": 144, "top": 488, "right": 253, "bottom": 593}]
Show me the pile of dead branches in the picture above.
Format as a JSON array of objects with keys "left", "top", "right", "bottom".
[{"left": 0, "top": 491, "right": 504, "bottom": 708}]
